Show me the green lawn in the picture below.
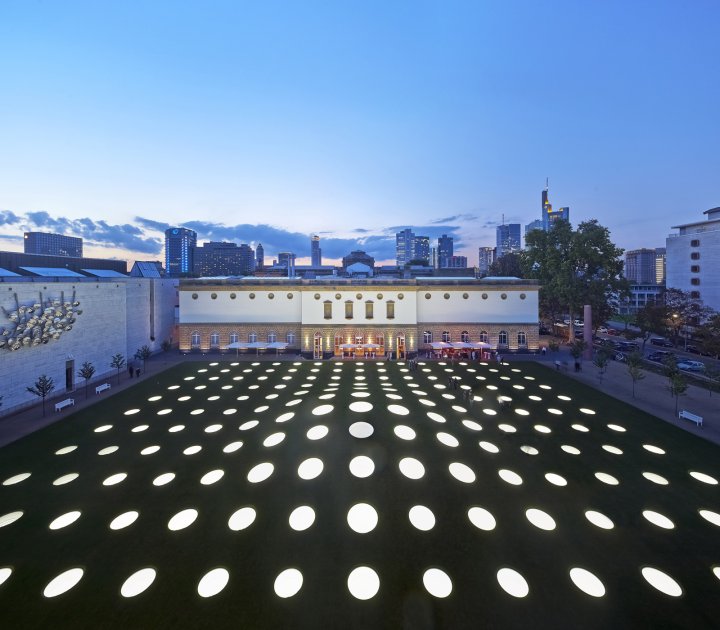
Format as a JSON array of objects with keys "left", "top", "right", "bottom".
[{"left": 1, "top": 359, "right": 719, "bottom": 629}]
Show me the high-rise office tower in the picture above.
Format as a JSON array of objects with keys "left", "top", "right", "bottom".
[
  {"left": 311, "top": 235, "right": 322, "bottom": 266},
  {"left": 496, "top": 223, "right": 521, "bottom": 258},
  {"left": 396, "top": 228, "right": 414, "bottom": 266},
  {"left": 192, "top": 242, "right": 255, "bottom": 277},
  {"left": 256, "top": 243, "right": 264, "bottom": 270},
  {"left": 413, "top": 236, "right": 430, "bottom": 264},
  {"left": 655, "top": 248, "right": 666, "bottom": 285},
  {"left": 24, "top": 232, "right": 82, "bottom": 257},
  {"left": 542, "top": 181, "right": 570, "bottom": 230},
  {"left": 478, "top": 247, "right": 495, "bottom": 276},
  {"left": 625, "top": 248, "right": 658, "bottom": 285},
  {"left": 278, "top": 252, "right": 296, "bottom": 277},
  {"left": 437, "top": 234, "right": 454, "bottom": 268},
  {"left": 165, "top": 227, "right": 197, "bottom": 276},
  {"left": 445, "top": 255, "right": 467, "bottom": 268}
]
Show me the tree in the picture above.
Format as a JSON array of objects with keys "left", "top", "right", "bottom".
[
  {"left": 663, "top": 355, "right": 680, "bottom": 397},
  {"left": 111, "top": 353, "right": 125, "bottom": 384},
  {"left": 635, "top": 302, "right": 670, "bottom": 351},
  {"left": 521, "top": 219, "right": 628, "bottom": 342},
  {"left": 488, "top": 252, "right": 523, "bottom": 278},
  {"left": 626, "top": 351, "right": 645, "bottom": 398},
  {"left": 695, "top": 312, "right": 720, "bottom": 359},
  {"left": 161, "top": 339, "right": 172, "bottom": 352},
  {"left": 664, "top": 288, "right": 712, "bottom": 349},
  {"left": 593, "top": 349, "right": 610, "bottom": 384},
  {"left": 704, "top": 366, "right": 720, "bottom": 398},
  {"left": 27, "top": 374, "right": 55, "bottom": 417},
  {"left": 668, "top": 372, "right": 688, "bottom": 416},
  {"left": 78, "top": 361, "right": 96, "bottom": 399},
  {"left": 135, "top": 345, "right": 152, "bottom": 370}
]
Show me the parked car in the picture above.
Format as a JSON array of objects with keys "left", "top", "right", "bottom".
[
  {"left": 617, "top": 341, "right": 640, "bottom": 352},
  {"left": 677, "top": 360, "right": 705, "bottom": 372},
  {"left": 650, "top": 337, "right": 674, "bottom": 347},
  {"left": 647, "top": 351, "right": 675, "bottom": 363},
  {"left": 597, "top": 326, "right": 608, "bottom": 334},
  {"left": 686, "top": 345, "right": 700, "bottom": 354}
]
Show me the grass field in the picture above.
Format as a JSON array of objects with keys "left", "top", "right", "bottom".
[{"left": 1, "top": 359, "right": 719, "bottom": 629}]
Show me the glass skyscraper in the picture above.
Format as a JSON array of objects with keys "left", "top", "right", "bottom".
[{"left": 165, "top": 227, "right": 197, "bottom": 276}]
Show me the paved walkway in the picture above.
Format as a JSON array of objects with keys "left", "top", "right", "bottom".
[{"left": 1, "top": 349, "right": 717, "bottom": 449}]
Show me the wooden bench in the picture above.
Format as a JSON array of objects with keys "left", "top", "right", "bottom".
[
  {"left": 95, "top": 383, "right": 111, "bottom": 394},
  {"left": 55, "top": 398, "right": 75, "bottom": 412},
  {"left": 679, "top": 410, "right": 703, "bottom": 427}
]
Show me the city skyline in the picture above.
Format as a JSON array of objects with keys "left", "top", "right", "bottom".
[{"left": 1, "top": 2, "right": 719, "bottom": 265}]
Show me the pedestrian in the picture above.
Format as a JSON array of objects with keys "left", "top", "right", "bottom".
[
  {"left": 128, "top": 363, "right": 133, "bottom": 378},
  {"left": 541, "top": 346, "right": 547, "bottom": 356},
  {"left": 555, "top": 360, "right": 561, "bottom": 371},
  {"left": 136, "top": 367, "right": 141, "bottom": 378},
  {"left": 574, "top": 360, "right": 580, "bottom": 373}
]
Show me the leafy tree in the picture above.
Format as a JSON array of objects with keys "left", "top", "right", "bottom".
[
  {"left": 548, "top": 339, "right": 560, "bottom": 352},
  {"left": 135, "top": 345, "right": 152, "bottom": 370},
  {"left": 522, "top": 219, "right": 628, "bottom": 342},
  {"left": 664, "top": 288, "right": 712, "bottom": 349},
  {"left": 704, "top": 366, "right": 720, "bottom": 398},
  {"left": 77, "top": 361, "right": 96, "bottom": 399},
  {"left": 626, "top": 351, "right": 645, "bottom": 398},
  {"left": 593, "top": 349, "right": 610, "bottom": 384},
  {"left": 694, "top": 312, "right": 720, "bottom": 359},
  {"left": 111, "top": 353, "right": 125, "bottom": 384},
  {"left": 668, "top": 372, "right": 688, "bottom": 416},
  {"left": 662, "top": 355, "right": 680, "bottom": 397},
  {"left": 488, "top": 252, "right": 523, "bottom": 278},
  {"left": 27, "top": 374, "right": 55, "bottom": 417},
  {"left": 569, "top": 340, "right": 587, "bottom": 360},
  {"left": 635, "top": 302, "right": 670, "bottom": 350}
]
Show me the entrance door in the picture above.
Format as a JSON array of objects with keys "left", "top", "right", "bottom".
[
  {"left": 313, "top": 333, "right": 323, "bottom": 360},
  {"left": 65, "top": 359, "right": 75, "bottom": 391},
  {"left": 396, "top": 334, "right": 406, "bottom": 360}
]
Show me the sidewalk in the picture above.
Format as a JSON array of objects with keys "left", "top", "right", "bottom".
[{"left": 530, "top": 347, "right": 719, "bottom": 446}]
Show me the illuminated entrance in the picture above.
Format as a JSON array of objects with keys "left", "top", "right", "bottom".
[{"left": 313, "top": 332, "right": 323, "bottom": 359}]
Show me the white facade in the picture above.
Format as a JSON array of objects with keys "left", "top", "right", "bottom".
[
  {"left": 0, "top": 278, "right": 177, "bottom": 414},
  {"left": 666, "top": 208, "right": 720, "bottom": 311}
]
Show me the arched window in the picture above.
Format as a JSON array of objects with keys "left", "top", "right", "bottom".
[
  {"left": 229, "top": 332, "right": 239, "bottom": 344},
  {"left": 442, "top": 330, "right": 451, "bottom": 343},
  {"left": 191, "top": 331, "right": 200, "bottom": 348},
  {"left": 248, "top": 331, "right": 257, "bottom": 343},
  {"left": 461, "top": 330, "right": 470, "bottom": 342},
  {"left": 498, "top": 331, "right": 508, "bottom": 346},
  {"left": 210, "top": 332, "right": 220, "bottom": 347},
  {"left": 479, "top": 330, "right": 489, "bottom": 343},
  {"left": 268, "top": 331, "right": 277, "bottom": 343},
  {"left": 517, "top": 331, "right": 527, "bottom": 347},
  {"left": 286, "top": 331, "right": 296, "bottom": 345},
  {"left": 423, "top": 330, "right": 433, "bottom": 344}
]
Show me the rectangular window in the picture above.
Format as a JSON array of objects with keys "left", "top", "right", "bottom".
[
  {"left": 345, "top": 301, "right": 353, "bottom": 319},
  {"left": 386, "top": 301, "right": 395, "bottom": 319},
  {"left": 323, "top": 302, "right": 332, "bottom": 319},
  {"left": 365, "top": 301, "right": 373, "bottom": 319},
  {"left": 691, "top": 252, "right": 700, "bottom": 260},
  {"left": 691, "top": 239, "right": 700, "bottom": 247},
  {"left": 690, "top": 291, "right": 701, "bottom": 299},
  {"left": 690, "top": 265, "right": 700, "bottom": 273},
  {"left": 691, "top": 278, "right": 700, "bottom": 285}
]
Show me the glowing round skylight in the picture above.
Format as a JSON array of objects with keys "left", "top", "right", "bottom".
[
  {"left": 595, "top": 472, "right": 619, "bottom": 485},
  {"left": 168, "top": 425, "right": 184, "bottom": 433},
  {"left": 43, "top": 568, "right": 83, "bottom": 598},
  {"left": 452, "top": 405, "right": 467, "bottom": 413},
  {"left": 425, "top": 412, "right": 445, "bottom": 424},
  {"left": 544, "top": 473, "right": 567, "bottom": 487},
  {"left": 289, "top": 506, "right": 315, "bottom": 531},
  {"left": 561, "top": 445, "right": 581, "bottom": 455},
  {"left": 152, "top": 472, "right": 175, "bottom": 486},
  {"left": 408, "top": 505, "right": 435, "bottom": 531},
  {"left": 394, "top": 425, "right": 416, "bottom": 440},
  {"left": 462, "top": 420, "right": 482, "bottom": 431},
  {"left": 498, "top": 469, "right": 522, "bottom": 485},
  {"left": 223, "top": 441, "right": 243, "bottom": 453},
  {"left": 94, "top": 425, "right": 113, "bottom": 433},
  {"left": 349, "top": 401, "right": 373, "bottom": 413},
  {"left": 515, "top": 409, "right": 529, "bottom": 416},
  {"left": 157, "top": 408, "right": 172, "bottom": 416},
  {"left": 200, "top": 469, "right": 224, "bottom": 485},
  {"left": 109, "top": 510, "right": 140, "bottom": 530},
  {"left": 274, "top": 568, "right": 303, "bottom": 598},
  {"left": 643, "top": 472, "right": 669, "bottom": 485},
  {"left": 539, "top": 384, "right": 551, "bottom": 390},
  {"left": 131, "top": 425, "right": 149, "bottom": 432},
  {"left": 148, "top": 395, "right": 162, "bottom": 401},
  {"left": 124, "top": 408, "right": 141, "bottom": 415},
  {"left": 312, "top": 405, "right": 333, "bottom": 416},
  {"left": 386, "top": 393, "right": 403, "bottom": 400},
  {"left": 3, "top": 472, "right": 31, "bottom": 485},
  {"left": 528, "top": 395, "right": 542, "bottom": 401},
  {"left": 498, "top": 424, "right": 516, "bottom": 433},
  {"left": 0, "top": 568, "right": 12, "bottom": 586},
  {"left": 262, "top": 432, "right": 285, "bottom": 447},
  {"left": 352, "top": 391, "right": 371, "bottom": 398},
  {"left": 602, "top": 445, "right": 623, "bottom": 455},
  {"left": 239, "top": 420, "right": 259, "bottom": 431},
  {"left": 468, "top": 507, "right": 496, "bottom": 531},
  {"left": 423, "top": 568, "right": 452, "bottom": 598},
  {"left": 183, "top": 445, "right": 202, "bottom": 455},
  {"left": 121, "top": 568, "right": 156, "bottom": 598},
  {"left": 479, "top": 441, "right": 499, "bottom": 454},
  {"left": 643, "top": 444, "right": 665, "bottom": 455},
  {"left": 547, "top": 408, "right": 562, "bottom": 415},
  {"left": 205, "top": 424, "right": 222, "bottom": 433},
  {"left": 690, "top": 471, "right": 718, "bottom": 485},
  {"left": 190, "top": 409, "right": 204, "bottom": 416},
  {"left": 525, "top": 508, "right": 556, "bottom": 531},
  {"left": 141, "top": 445, "right": 161, "bottom": 455},
  {"left": 286, "top": 399, "right": 302, "bottom": 407},
  {"left": 607, "top": 424, "right": 626, "bottom": 432},
  {"left": 570, "top": 568, "right": 605, "bottom": 597},
  {"left": 319, "top": 394, "right": 335, "bottom": 400},
  {"left": 0, "top": 511, "right": 23, "bottom": 528},
  {"left": 349, "top": 456, "right": 375, "bottom": 478},
  {"left": 436, "top": 432, "right": 459, "bottom": 447},
  {"left": 641, "top": 567, "right": 682, "bottom": 597},
  {"left": 643, "top": 510, "right": 674, "bottom": 529},
  {"left": 349, "top": 422, "right": 374, "bottom": 438},
  {"left": 521, "top": 446, "right": 539, "bottom": 455},
  {"left": 585, "top": 510, "right": 614, "bottom": 529},
  {"left": 298, "top": 457, "right": 324, "bottom": 480},
  {"left": 534, "top": 425, "right": 552, "bottom": 434},
  {"left": 699, "top": 510, "right": 720, "bottom": 527},
  {"left": 247, "top": 462, "right": 274, "bottom": 483},
  {"left": 178, "top": 395, "right": 191, "bottom": 401},
  {"left": 228, "top": 507, "right": 256, "bottom": 531},
  {"left": 197, "top": 568, "right": 229, "bottom": 597},
  {"left": 449, "top": 463, "right": 476, "bottom": 483},
  {"left": 399, "top": 457, "right": 425, "bottom": 479},
  {"left": 49, "top": 511, "right": 81, "bottom": 530},
  {"left": 419, "top": 399, "right": 436, "bottom": 407},
  {"left": 53, "top": 473, "right": 79, "bottom": 485},
  {"left": 347, "top": 566, "right": 379, "bottom": 600},
  {"left": 347, "top": 503, "right": 378, "bottom": 533},
  {"left": 55, "top": 446, "right": 77, "bottom": 455},
  {"left": 168, "top": 509, "right": 198, "bottom": 531},
  {"left": 497, "top": 568, "right": 529, "bottom": 598}
]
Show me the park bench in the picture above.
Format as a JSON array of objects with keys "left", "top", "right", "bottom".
[
  {"left": 55, "top": 398, "right": 75, "bottom": 412},
  {"left": 678, "top": 410, "right": 703, "bottom": 427},
  {"left": 95, "top": 383, "right": 111, "bottom": 394}
]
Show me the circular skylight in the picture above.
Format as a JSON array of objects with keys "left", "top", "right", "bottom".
[
  {"left": 602, "top": 445, "right": 623, "bottom": 455},
  {"left": 498, "top": 469, "right": 522, "bottom": 485},
  {"left": 449, "top": 462, "right": 476, "bottom": 483},
  {"left": 312, "top": 405, "right": 333, "bottom": 416},
  {"left": 103, "top": 473, "right": 127, "bottom": 486},
  {"left": 263, "top": 432, "right": 286, "bottom": 447},
  {"left": 200, "top": 469, "right": 224, "bottom": 485},
  {"left": 228, "top": 507, "right": 256, "bottom": 531},
  {"left": 521, "top": 446, "right": 539, "bottom": 455},
  {"left": 545, "top": 473, "right": 567, "bottom": 487},
  {"left": 141, "top": 445, "right": 161, "bottom": 455},
  {"left": 168, "top": 509, "right": 198, "bottom": 531},
  {"left": 595, "top": 472, "right": 619, "bottom": 485},
  {"left": 274, "top": 568, "right": 303, "bottom": 598},
  {"left": 53, "top": 473, "right": 79, "bottom": 485},
  {"left": 0, "top": 511, "right": 23, "bottom": 528},
  {"left": 110, "top": 511, "right": 139, "bottom": 530},
  {"left": 197, "top": 568, "right": 229, "bottom": 597},
  {"left": 409, "top": 505, "right": 435, "bottom": 531},
  {"left": 525, "top": 508, "right": 556, "bottom": 531},
  {"left": 204, "top": 424, "right": 222, "bottom": 433},
  {"left": 3, "top": 472, "right": 31, "bottom": 485},
  {"left": 349, "top": 401, "right": 373, "bottom": 413},
  {"left": 394, "top": 425, "right": 416, "bottom": 440},
  {"left": 498, "top": 424, "right": 516, "bottom": 433},
  {"left": 569, "top": 568, "right": 605, "bottom": 597},
  {"left": 298, "top": 457, "right": 324, "bottom": 480},
  {"left": 497, "top": 568, "right": 529, "bottom": 597},
  {"left": 643, "top": 472, "right": 669, "bottom": 485},
  {"left": 121, "top": 568, "right": 156, "bottom": 598},
  {"left": 289, "top": 506, "right": 315, "bottom": 531},
  {"left": 43, "top": 568, "right": 83, "bottom": 598},
  {"left": 479, "top": 441, "right": 499, "bottom": 454},
  {"left": 247, "top": 463, "right": 274, "bottom": 483},
  {"left": 462, "top": 420, "right": 482, "bottom": 431},
  {"left": 239, "top": 420, "right": 259, "bottom": 431},
  {"left": 699, "top": 510, "right": 720, "bottom": 527},
  {"left": 223, "top": 441, "right": 243, "bottom": 453},
  {"left": 349, "top": 456, "right": 375, "bottom": 478},
  {"left": 183, "top": 445, "right": 202, "bottom": 455},
  {"left": 49, "top": 511, "right": 81, "bottom": 530},
  {"left": 689, "top": 471, "right": 717, "bottom": 485},
  {"left": 349, "top": 422, "right": 374, "bottom": 438},
  {"left": 561, "top": 445, "right": 581, "bottom": 455},
  {"left": 641, "top": 567, "right": 682, "bottom": 597},
  {"left": 399, "top": 457, "right": 425, "bottom": 479},
  {"left": 55, "top": 446, "right": 77, "bottom": 455},
  {"left": 347, "top": 566, "right": 380, "bottom": 600},
  {"left": 468, "top": 507, "right": 496, "bottom": 531},
  {"left": 584, "top": 510, "right": 614, "bottom": 529},
  {"left": 643, "top": 510, "right": 674, "bottom": 529},
  {"left": 347, "top": 503, "right": 378, "bottom": 533},
  {"left": 643, "top": 444, "right": 665, "bottom": 455},
  {"left": 423, "top": 568, "right": 452, "bottom": 598},
  {"left": 436, "top": 432, "right": 459, "bottom": 447},
  {"left": 427, "top": 412, "right": 446, "bottom": 423}
]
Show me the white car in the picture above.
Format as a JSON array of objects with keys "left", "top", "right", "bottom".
[{"left": 677, "top": 360, "right": 705, "bottom": 372}]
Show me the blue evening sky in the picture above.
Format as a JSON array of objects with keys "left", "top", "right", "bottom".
[{"left": 1, "top": 0, "right": 718, "bottom": 264}]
